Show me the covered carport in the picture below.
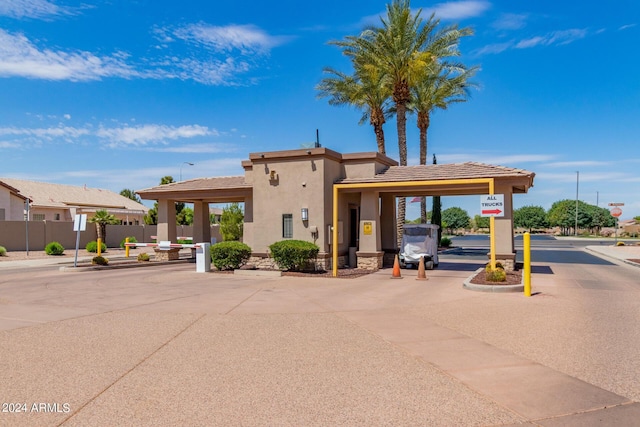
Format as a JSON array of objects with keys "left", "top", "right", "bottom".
[
  {"left": 136, "top": 176, "right": 252, "bottom": 245},
  {"left": 331, "top": 162, "right": 535, "bottom": 276}
]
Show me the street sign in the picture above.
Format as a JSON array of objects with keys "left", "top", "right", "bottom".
[
  {"left": 73, "top": 214, "right": 87, "bottom": 231},
  {"left": 480, "top": 194, "right": 505, "bottom": 217},
  {"left": 608, "top": 202, "right": 624, "bottom": 207},
  {"left": 610, "top": 207, "right": 623, "bottom": 218}
]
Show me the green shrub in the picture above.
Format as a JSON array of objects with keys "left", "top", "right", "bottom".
[
  {"left": 86, "top": 240, "right": 107, "bottom": 253},
  {"left": 92, "top": 256, "right": 109, "bottom": 265},
  {"left": 269, "top": 240, "right": 319, "bottom": 271},
  {"left": 45, "top": 241, "right": 65, "bottom": 255},
  {"left": 486, "top": 268, "right": 507, "bottom": 282},
  {"left": 177, "top": 238, "right": 193, "bottom": 244},
  {"left": 440, "top": 236, "right": 452, "bottom": 248},
  {"left": 137, "top": 252, "right": 150, "bottom": 262},
  {"left": 210, "top": 241, "right": 252, "bottom": 270},
  {"left": 120, "top": 236, "right": 138, "bottom": 248},
  {"left": 485, "top": 262, "right": 504, "bottom": 273},
  {"left": 0, "top": 246, "right": 6, "bottom": 256}
]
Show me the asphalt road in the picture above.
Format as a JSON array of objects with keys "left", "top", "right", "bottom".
[{"left": 443, "top": 235, "right": 632, "bottom": 265}]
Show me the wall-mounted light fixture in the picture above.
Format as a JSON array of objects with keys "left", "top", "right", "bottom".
[
  {"left": 301, "top": 208, "right": 309, "bottom": 221},
  {"left": 270, "top": 170, "right": 277, "bottom": 179}
]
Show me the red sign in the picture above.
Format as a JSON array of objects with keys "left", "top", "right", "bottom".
[{"left": 610, "top": 207, "right": 622, "bottom": 217}]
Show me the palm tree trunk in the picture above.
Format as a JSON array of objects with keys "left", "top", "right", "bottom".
[
  {"left": 418, "top": 112, "right": 430, "bottom": 223},
  {"left": 371, "top": 107, "right": 386, "bottom": 154},
  {"left": 395, "top": 98, "right": 409, "bottom": 249}
]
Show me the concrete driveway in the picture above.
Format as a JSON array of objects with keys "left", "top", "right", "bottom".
[{"left": 1, "top": 250, "right": 639, "bottom": 426}]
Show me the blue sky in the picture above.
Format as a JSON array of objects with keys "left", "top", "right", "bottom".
[{"left": 1, "top": 0, "right": 638, "bottom": 220}]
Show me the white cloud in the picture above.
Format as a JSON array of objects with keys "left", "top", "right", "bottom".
[
  {"left": 438, "top": 153, "right": 556, "bottom": 165},
  {"left": 0, "top": 123, "right": 221, "bottom": 148},
  {"left": 516, "top": 29, "right": 588, "bottom": 49},
  {"left": 0, "top": 29, "right": 138, "bottom": 81},
  {"left": 427, "top": 0, "right": 491, "bottom": 20},
  {"left": 477, "top": 28, "right": 589, "bottom": 55},
  {"left": 473, "top": 41, "right": 513, "bottom": 55},
  {"left": 96, "top": 124, "right": 217, "bottom": 146},
  {"left": 492, "top": 13, "right": 528, "bottom": 30},
  {"left": 619, "top": 23, "right": 636, "bottom": 31},
  {"left": 545, "top": 160, "right": 610, "bottom": 168},
  {"left": 63, "top": 114, "right": 71, "bottom": 120},
  {"left": 0, "top": 125, "right": 90, "bottom": 139},
  {"left": 153, "top": 143, "right": 237, "bottom": 154},
  {"left": 0, "top": 0, "right": 73, "bottom": 19},
  {"left": 172, "top": 23, "right": 290, "bottom": 54},
  {"left": 0, "top": 141, "right": 22, "bottom": 149},
  {"left": 150, "top": 56, "right": 252, "bottom": 86}
]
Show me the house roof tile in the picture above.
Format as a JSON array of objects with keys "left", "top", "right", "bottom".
[{"left": 0, "top": 178, "right": 148, "bottom": 212}]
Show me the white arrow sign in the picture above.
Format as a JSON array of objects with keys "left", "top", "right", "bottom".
[{"left": 480, "top": 194, "right": 505, "bottom": 217}]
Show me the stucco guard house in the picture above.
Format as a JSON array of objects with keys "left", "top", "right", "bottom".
[{"left": 137, "top": 148, "right": 535, "bottom": 274}]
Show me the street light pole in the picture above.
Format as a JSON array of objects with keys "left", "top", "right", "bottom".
[
  {"left": 575, "top": 171, "right": 579, "bottom": 236},
  {"left": 180, "top": 162, "right": 194, "bottom": 181}
]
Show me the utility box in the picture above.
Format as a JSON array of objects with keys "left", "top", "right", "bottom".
[{"left": 196, "top": 242, "right": 211, "bottom": 273}]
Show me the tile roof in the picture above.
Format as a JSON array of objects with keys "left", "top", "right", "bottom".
[
  {"left": 0, "top": 178, "right": 148, "bottom": 212},
  {"left": 137, "top": 176, "right": 250, "bottom": 194},
  {"left": 336, "top": 162, "right": 535, "bottom": 185}
]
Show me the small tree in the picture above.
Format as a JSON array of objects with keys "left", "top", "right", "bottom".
[
  {"left": 120, "top": 189, "right": 141, "bottom": 203},
  {"left": 442, "top": 207, "right": 470, "bottom": 234},
  {"left": 89, "top": 209, "right": 119, "bottom": 245},
  {"left": 473, "top": 214, "right": 490, "bottom": 230},
  {"left": 514, "top": 206, "right": 548, "bottom": 232},
  {"left": 220, "top": 203, "right": 243, "bottom": 241}
]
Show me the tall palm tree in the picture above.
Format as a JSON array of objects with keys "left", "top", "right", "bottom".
[
  {"left": 345, "top": 1, "right": 472, "bottom": 245},
  {"left": 316, "top": 64, "right": 391, "bottom": 154},
  {"left": 412, "top": 62, "right": 478, "bottom": 221}
]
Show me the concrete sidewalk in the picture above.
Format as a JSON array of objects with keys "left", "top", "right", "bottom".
[{"left": 1, "top": 247, "right": 639, "bottom": 426}]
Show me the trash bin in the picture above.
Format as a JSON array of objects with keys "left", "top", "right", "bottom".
[
  {"left": 349, "top": 247, "right": 357, "bottom": 268},
  {"left": 196, "top": 242, "right": 211, "bottom": 273}
]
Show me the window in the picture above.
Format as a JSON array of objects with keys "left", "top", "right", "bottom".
[
  {"left": 32, "top": 213, "right": 45, "bottom": 221},
  {"left": 0, "top": 208, "right": 5, "bottom": 221},
  {"left": 282, "top": 214, "right": 293, "bottom": 238},
  {"left": 54, "top": 213, "right": 61, "bottom": 220}
]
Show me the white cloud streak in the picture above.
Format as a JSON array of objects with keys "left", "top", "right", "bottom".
[
  {"left": 619, "top": 23, "right": 636, "bottom": 31},
  {"left": 515, "top": 29, "right": 588, "bottom": 49},
  {"left": 437, "top": 153, "right": 557, "bottom": 165},
  {"left": 0, "top": 29, "right": 138, "bottom": 81},
  {"left": 427, "top": 0, "right": 491, "bottom": 20},
  {"left": 476, "top": 28, "right": 589, "bottom": 56},
  {"left": 0, "top": 123, "right": 221, "bottom": 148},
  {"left": 0, "top": 0, "right": 73, "bottom": 19},
  {"left": 492, "top": 13, "right": 528, "bottom": 30},
  {"left": 96, "top": 124, "right": 217, "bottom": 146},
  {"left": 172, "top": 23, "right": 290, "bottom": 54}
]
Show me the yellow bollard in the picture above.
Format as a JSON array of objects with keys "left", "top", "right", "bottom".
[
  {"left": 97, "top": 237, "right": 102, "bottom": 256},
  {"left": 125, "top": 237, "right": 130, "bottom": 258},
  {"left": 524, "top": 232, "right": 531, "bottom": 297}
]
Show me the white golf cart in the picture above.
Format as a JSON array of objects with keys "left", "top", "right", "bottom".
[{"left": 399, "top": 223, "right": 439, "bottom": 270}]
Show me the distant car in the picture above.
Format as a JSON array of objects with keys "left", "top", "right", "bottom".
[{"left": 399, "top": 224, "right": 439, "bottom": 270}]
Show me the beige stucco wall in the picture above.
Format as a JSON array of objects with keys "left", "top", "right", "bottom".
[
  {"left": 0, "top": 188, "right": 26, "bottom": 221},
  {"left": 249, "top": 156, "right": 329, "bottom": 253}
]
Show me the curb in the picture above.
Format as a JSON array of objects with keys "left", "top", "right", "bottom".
[
  {"left": 462, "top": 268, "right": 524, "bottom": 293},
  {"left": 585, "top": 247, "right": 640, "bottom": 269},
  {"left": 60, "top": 258, "right": 193, "bottom": 272}
]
